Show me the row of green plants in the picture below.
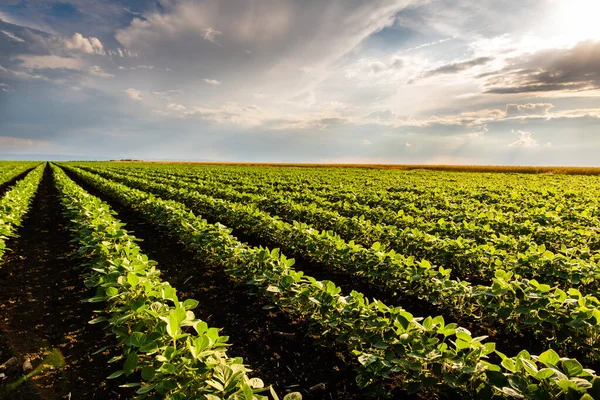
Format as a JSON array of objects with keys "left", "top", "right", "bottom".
[
  {"left": 0, "top": 165, "right": 44, "bottom": 261},
  {"left": 83, "top": 166, "right": 600, "bottom": 290},
  {"left": 95, "top": 163, "right": 600, "bottom": 239},
  {"left": 51, "top": 165, "right": 299, "bottom": 400},
  {"left": 61, "top": 164, "right": 600, "bottom": 399},
  {"left": 71, "top": 165, "right": 600, "bottom": 361}
]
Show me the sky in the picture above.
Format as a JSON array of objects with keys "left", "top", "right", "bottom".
[{"left": 0, "top": 0, "right": 599, "bottom": 164}]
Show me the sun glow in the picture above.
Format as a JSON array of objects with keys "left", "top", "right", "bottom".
[{"left": 550, "top": 0, "right": 600, "bottom": 46}]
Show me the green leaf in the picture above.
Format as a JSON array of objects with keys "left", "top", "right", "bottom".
[
  {"left": 183, "top": 298, "right": 199, "bottom": 310},
  {"left": 248, "top": 377, "right": 264, "bottom": 388},
  {"left": 107, "top": 370, "right": 124, "bottom": 379},
  {"left": 123, "top": 352, "right": 138, "bottom": 376},
  {"left": 136, "top": 385, "right": 155, "bottom": 394},
  {"left": 141, "top": 366, "right": 156, "bottom": 381},
  {"left": 563, "top": 359, "right": 584, "bottom": 377},
  {"left": 127, "top": 272, "right": 140, "bottom": 287},
  {"left": 129, "top": 332, "right": 146, "bottom": 347},
  {"left": 539, "top": 349, "right": 560, "bottom": 366}
]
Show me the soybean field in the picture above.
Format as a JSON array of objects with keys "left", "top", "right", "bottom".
[{"left": 2, "top": 161, "right": 600, "bottom": 400}]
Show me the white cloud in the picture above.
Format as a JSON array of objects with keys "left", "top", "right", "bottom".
[
  {"left": 167, "top": 103, "right": 186, "bottom": 111},
  {"left": 1, "top": 30, "right": 25, "bottom": 42},
  {"left": 108, "top": 48, "right": 137, "bottom": 58},
  {"left": 509, "top": 129, "right": 538, "bottom": 147},
  {"left": 123, "top": 88, "right": 143, "bottom": 100},
  {"left": 17, "top": 55, "right": 84, "bottom": 70},
  {"left": 202, "top": 27, "right": 222, "bottom": 43},
  {"left": 89, "top": 65, "right": 114, "bottom": 78},
  {"left": 464, "top": 124, "right": 488, "bottom": 138},
  {"left": 405, "top": 142, "right": 412, "bottom": 147},
  {"left": 360, "top": 139, "right": 372, "bottom": 145},
  {"left": 114, "top": 0, "right": 415, "bottom": 111},
  {"left": 64, "top": 33, "right": 105, "bottom": 55},
  {"left": 153, "top": 89, "right": 183, "bottom": 98},
  {"left": 369, "top": 61, "right": 388, "bottom": 74},
  {"left": 203, "top": 79, "right": 221, "bottom": 85},
  {"left": 181, "top": 102, "right": 268, "bottom": 126},
  {"left": 506, "top": 103, "right": 554, "bottom": 116}
]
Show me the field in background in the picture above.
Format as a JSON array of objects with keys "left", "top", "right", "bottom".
[{"left": 111, "top": 160, "right": 600, "bottom": 175}]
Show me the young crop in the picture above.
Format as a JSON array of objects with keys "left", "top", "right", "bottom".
[
  {"left": 62, "top": 164, "right": 600, "bottom": 399},
  {"left": 52, "top": 165, "right": 299, "bottom": 400},
  {"left": 86, "top": 165, "right": 600, "bottom": 290},
  {"left": 0, "top": 164, "right": 44, "bottom": 261},
  {"left": 76, "top": 165, "right": 600, "bottom": 360}
]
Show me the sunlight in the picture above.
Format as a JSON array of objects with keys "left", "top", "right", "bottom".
[{"left": 550, "top": 0, "right": 600, "bottom": 45}]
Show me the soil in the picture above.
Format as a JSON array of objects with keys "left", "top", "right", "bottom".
[
  {"left": 0, "top": 165, "right": 125, "bottom": 399},
  {"left": 63, "top": 168, "right": 363, "bottom": 399}
]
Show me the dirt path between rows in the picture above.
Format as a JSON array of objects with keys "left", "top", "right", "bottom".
[{"left": 0, "top": 165, "right": 123, "bottom": 399}]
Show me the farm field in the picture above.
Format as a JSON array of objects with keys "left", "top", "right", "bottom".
[{"left": 1, "top": 162, "right": 600, "bottom": 399}]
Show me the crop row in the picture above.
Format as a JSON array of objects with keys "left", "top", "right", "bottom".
[
  {"left": 59, "top": 164, "right": 600, "bottom": 399},
  {"left": 69, "top": 165, "right": 600, "bottom": 361},
  {"left": 51, "top": 165, "right": 298, "bottom": 400},
  {"left": 81, "top": 165, "right": 600, "bottom": 290},
  {"left": 95, "top": 163, "right": 600, "bottom": 234},
  {"left": 0, "top": 165, "right": 44, "bottom": 261}
]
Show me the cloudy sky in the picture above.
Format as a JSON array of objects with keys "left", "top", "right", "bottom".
[{"left": 1, "top": 0, "right": 599, "bottom": 164}]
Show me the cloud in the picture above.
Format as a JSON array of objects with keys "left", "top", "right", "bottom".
[
  {"left": 404, "top": 37, "right": 453, "bottom": 52},
  {"left": 405, "top": 142, "right": 412, "bottom": 147},
  {"left": 16, "top": 55, "right": 84, "bottom": 70},
  {"left": 368, "top": 61, "right": 387, "bottom": 74},
  {"left": 202, "top": 27, "right": 222, "bottom": 43},
  {"left": 88, "top": 65, "right": 114, "bottom": 78},
  {"left": 0, "top": 136, "right": 49, "bottom": 149},
  {"left": 153, "top": 89, "right": 183, "bottom": 98},
  {"left": 63, "top": 32, "right": 105, "bottom": 55},
  {"left": 485, "top": 40, "right": 600, "bottom": 94},
  {"left": 167, "top": 103, "right": 186, "bottom": 111},
  {"left": 180, "top": 102, "right": 268, "bottom": 126},
  {"left": 114, "top": 0, "right": 413, "bottom": 100},
  {"left": 367, "top": 109, "right": 398, "bottom": 120},
  {"left": 360, "top": 139, "right": 372, "bottom": 145},
  {"left": 464, "top": 124, "right": 488, "bottom": 138},
  {"left": 506, "top": 103, "right": 553, "bottom": 116},
  {"left": 203, "top": 78, "right": 221, "bottom": 85},
  {"left": 123, "top": 88, "right": 142, "bottom": 100},
  {"left": 421, "top": 56, "right": 494, "bottom": 78},
  {"left": 509, "top": 129, "right": 538, "bottom": 147},
  {"left": 1, "top": 30, "right": 24, "bottom": 42}
]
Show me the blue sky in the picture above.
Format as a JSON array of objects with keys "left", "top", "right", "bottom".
[{"left": 1, "top": 0, "right": 599, "bottom": 164}]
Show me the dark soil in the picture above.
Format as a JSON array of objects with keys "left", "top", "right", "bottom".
[
  {"left": 63, "top": 167, "right": 362, "bottom": 400},
  {"left": 0, "top": 165, "right": 124, "bottom": 399}
]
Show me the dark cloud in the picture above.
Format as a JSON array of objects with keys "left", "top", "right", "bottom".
[
  {"left": 485, "top": 40, "right": 600, "bottom": 94},
  {"left": 421, "top": 56, "right": 493, "bottom": 78}
]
